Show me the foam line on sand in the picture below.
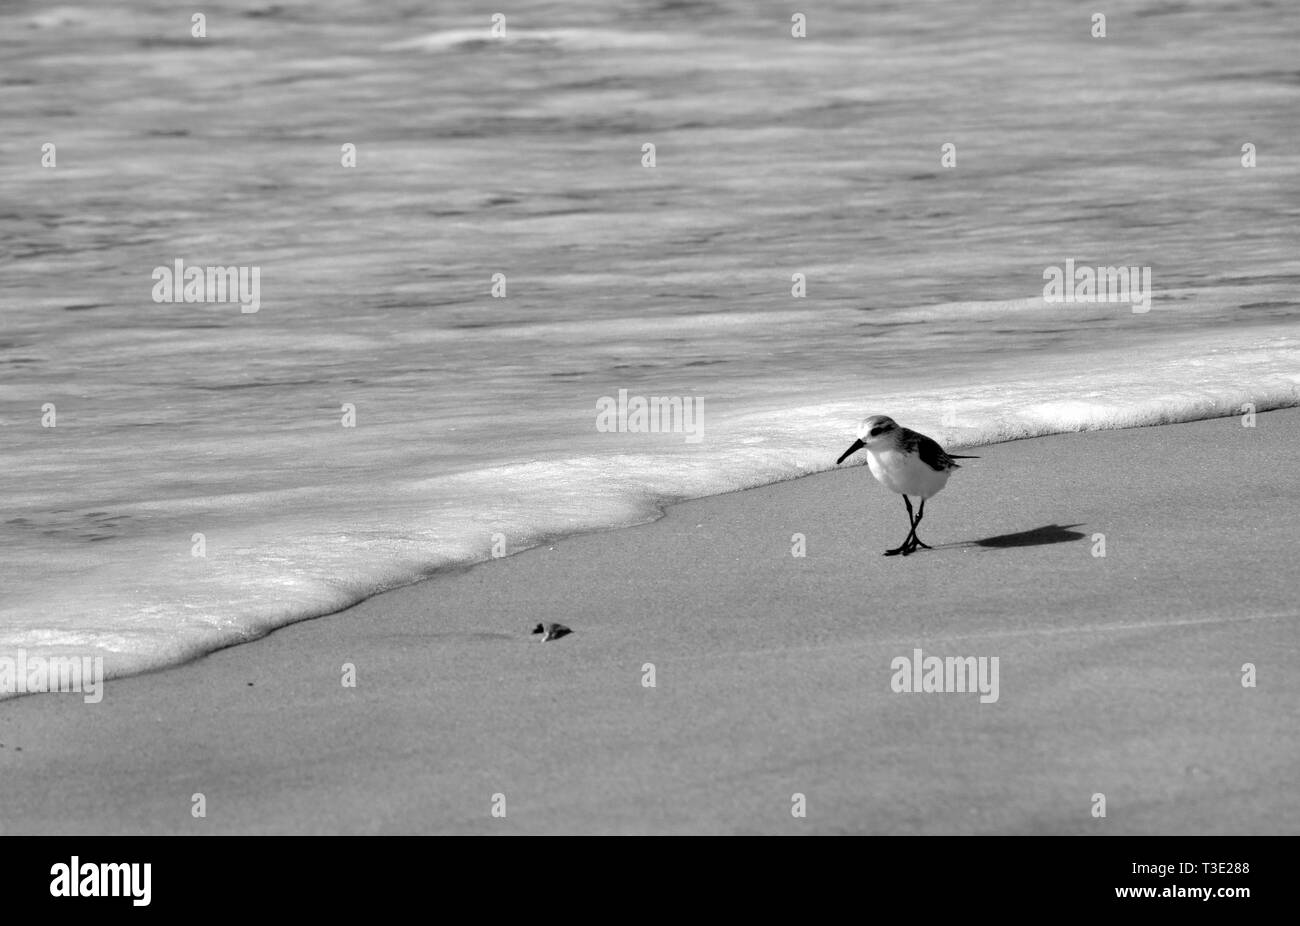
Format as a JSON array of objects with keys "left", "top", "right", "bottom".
[{"left": 1, "top": 411, "right": 1296, "bottom": 834}]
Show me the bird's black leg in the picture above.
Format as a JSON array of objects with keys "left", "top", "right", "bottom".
[
  {"left": 885, "top": 495, "right": 918, "bottom": 556},
  {"left": 908, "top": 498, "right": 933, "bottom": 551}
]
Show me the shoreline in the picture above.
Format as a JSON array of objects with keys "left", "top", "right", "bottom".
[
  {"left": 5, "top": 392, "right": 1298, "bottom": 695},
  {"left": 1, "top": 410, "right": 1297, "bottom": 834}
]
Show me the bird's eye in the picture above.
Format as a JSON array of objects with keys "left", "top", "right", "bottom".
[{"left": 869, "top": 427, "right": 881, "bottom": 437}]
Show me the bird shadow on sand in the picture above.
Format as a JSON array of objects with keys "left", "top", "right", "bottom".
[{"left": 963, "top": 523, "right": 1088, "bottom": 548}]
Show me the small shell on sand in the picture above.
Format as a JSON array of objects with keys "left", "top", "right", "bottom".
[{"left": 531, "top": 622, "right": 572, "bottom": 641}]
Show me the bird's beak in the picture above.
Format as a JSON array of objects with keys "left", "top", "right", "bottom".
[{"left": 837, "top": 439, "right": 865, "bottom": 464}]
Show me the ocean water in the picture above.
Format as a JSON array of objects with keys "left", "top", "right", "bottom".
[{"left": 2, "top": 0, "right": 1298, "bottom": 688}]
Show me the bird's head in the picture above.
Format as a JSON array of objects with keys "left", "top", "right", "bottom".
[{"left": 836, "top": 415, "right": 899, "bottom": 463}]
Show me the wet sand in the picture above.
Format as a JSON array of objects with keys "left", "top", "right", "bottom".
[{"left": 1, "top": 410, "right": 1296, "bottom": 834}]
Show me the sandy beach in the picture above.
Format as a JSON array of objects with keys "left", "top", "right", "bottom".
[{"left": 2, "top": 410, "right": 1296, "bottom": 835}]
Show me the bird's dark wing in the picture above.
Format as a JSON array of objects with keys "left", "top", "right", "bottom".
[{"left": 902, "top": 429, "right": 966, "bottom": 472}]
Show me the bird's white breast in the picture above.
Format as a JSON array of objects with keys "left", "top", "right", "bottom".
[{"left": 866, "top": 446, "right": 951, "bottom": 499}]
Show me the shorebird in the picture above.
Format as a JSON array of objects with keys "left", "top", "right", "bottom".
[
  {"left": 532, "top": 621, "right": 571, "bottom": 641},
  {"left": 835, "top": 415, "right": 977, "bottom": 556}
]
